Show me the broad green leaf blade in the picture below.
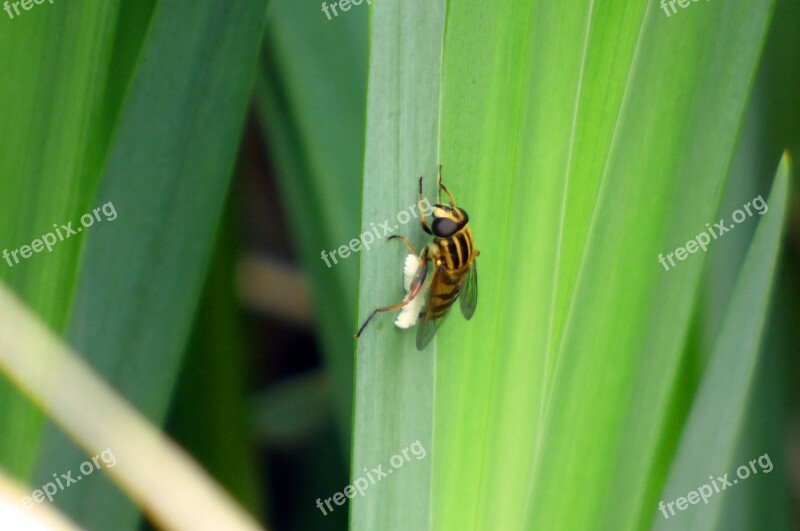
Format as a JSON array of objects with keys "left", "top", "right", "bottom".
[
  {"left": 428, "top": 1, "right": 774, "bottom": 531},
  {"left": 351, "top": 1, "right": 446, "bottom": 529},
  {"left": 0, "top": 0, "right": 124, "bottom": 479},
  {"left": 29, "top": 1, "right": 269, "bottom": 528},
  {"left": 256, "top": 0, "right": 369, "bottom": 441},
  {"left": 652, "top": 154, "right": 790, "bottom": 531}
]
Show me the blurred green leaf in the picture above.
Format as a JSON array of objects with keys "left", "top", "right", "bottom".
[
  {"left": 27, "top": 1, "right": 269, "bottom": 528},
  {"left": 256, "top": 0, "right": 369, "bottom": 442},
  {"left": 702, "top": 0, "right": 800, "bottom": 525},
  {"left": 0, "top": 0, "right": 127, "bottom": 479},
  {"left": 653, "top": 154, "right": 789, "bottom": 530},
  {"left": 170, "top": 206, "right": 264, "bottom": 518}
]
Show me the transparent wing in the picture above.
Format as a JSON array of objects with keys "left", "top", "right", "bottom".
[
  {"left": 459, "top": 262, "right": 478, "bottom": 320},
  {"left": 415, "top": 266, "right": 456, "bottom": 350}
]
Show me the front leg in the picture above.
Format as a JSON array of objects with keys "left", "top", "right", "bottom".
[
  {"left": 355, "top": 248, "right": 429, "bottom": 339},
  {"left": 387, "top": 235, "right": 419, "bottom": 257}
]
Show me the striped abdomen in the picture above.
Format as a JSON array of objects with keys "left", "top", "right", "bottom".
[{"left": 425, "top": 226, "right": 475, "bottom": 319}]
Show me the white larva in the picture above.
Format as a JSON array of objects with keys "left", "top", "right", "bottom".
[{"left": 395, "top": 253, "right": 430, "bottom": 329}]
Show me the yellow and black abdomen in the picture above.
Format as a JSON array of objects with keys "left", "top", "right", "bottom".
[{"left": 426, "top": 226, "right": 476, "bottom": 319}]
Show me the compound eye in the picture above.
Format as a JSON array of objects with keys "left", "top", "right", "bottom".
[{"left": 432, "top": 217, "right": 459, "bottom": 238}]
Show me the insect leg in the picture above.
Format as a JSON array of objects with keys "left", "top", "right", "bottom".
[
  {"left": 355, "top": 249, "right": 429, "bottom": 339},
  {"left": 438, "top": 164, "right": 457, "bottom": 207},
  {"left": 387, "top": 235, "right": 419, "bottom": 258},
  {"left": 419, "top": 176, "right": 432, "bottom": 234}
]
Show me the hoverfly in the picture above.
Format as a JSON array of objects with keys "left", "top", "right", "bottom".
[{"left": 355, "top": 164, "right": 479, "bottom": 350}]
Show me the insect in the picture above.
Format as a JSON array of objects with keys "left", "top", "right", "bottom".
[{"left": 355, "top": 164, "right": 479, "bottom": 350}]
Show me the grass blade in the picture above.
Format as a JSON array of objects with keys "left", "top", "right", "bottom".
[
  {"left": 351, "top": 1, "right": 446, "bottom": 529},
  {"left": 652, "top": 154, "right": 790, "bottom": 530},
  {"left": 256, "top": 0, "right": 369, "bottom": 440},
  {"left": 0, "top": 0, "right": 125, "bottom": 479},
  {"left": 29, "top": 1, "right": 269, "bottom": 527}
]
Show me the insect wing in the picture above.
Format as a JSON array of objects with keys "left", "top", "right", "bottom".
[
  {"left": 459, "top": 262, "right": 478, "bottom": 320},
  {"left": 415, "top": 266, "right": 455, "bottom": 350}
]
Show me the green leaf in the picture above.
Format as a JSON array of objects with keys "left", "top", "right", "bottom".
[
  {"left": 0, "top": 0, "right": 127, "bottom": 479},
  {"left": 701, "top": 2, "right": 800, "bottom": 522},
  {"left": 170, "top": 207, "right": 265, "bottom": 518},
  {"left": 353, "top": 1, "right": 777, "bottom": 530},
  {"left": 26, "top": 1, "right": 269, "bottom": 528},
  {"left": 256, "top": 0, "right": 369, "bottom": 441},
  {"left": 652, "top": 154, "right": 790, "bottom": 530},
  {"left": 351, "top": 0, "right": 446, "bottom": 528}
]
